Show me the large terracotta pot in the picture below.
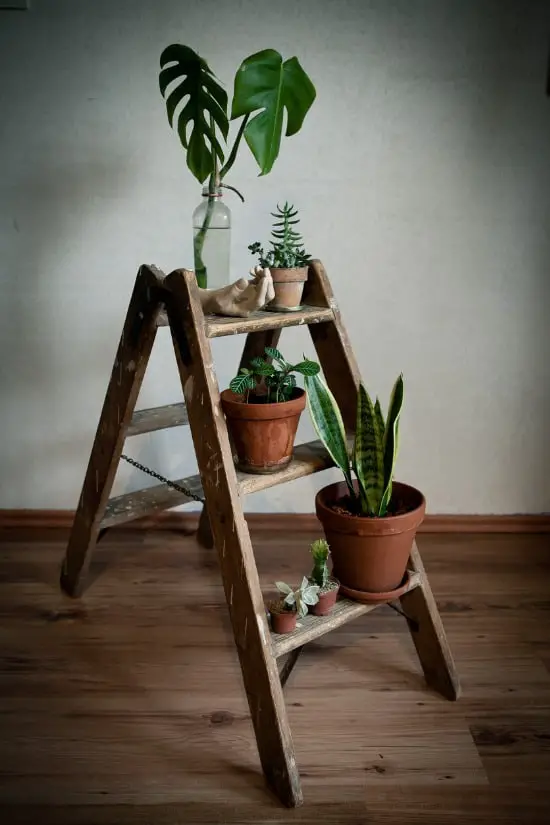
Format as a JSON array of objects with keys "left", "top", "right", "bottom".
[
  {"left": 221, "top": 388, "right": 306, "bottom": 474},
  {"left": 315, "top": 480, "right": 426, "bottom": 595},
  {"left": 268, "top": 266, "right": 308, "bottom": 310}
]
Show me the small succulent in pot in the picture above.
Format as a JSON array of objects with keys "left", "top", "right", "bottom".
[
  {"left": 248, "top": 202, "right": 311, "bottom": 310},
  {"left": 308, "top": 538, "right": 340, "bottom": 615},
  {"left": 269, "top": 577, "right": 320, "bottom": 634}
]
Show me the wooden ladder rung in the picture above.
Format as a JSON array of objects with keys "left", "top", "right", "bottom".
[
  {"left": 127, "top": 402, "right": 189, "bottom": 437},
  {"left": 157, "top": 305, "right": 333, "bottom": 337},
  {"left": 100, "top": 440, "right": 336, "bottom": 529},
  {"left": 271, "top": 571, "right": 422, "bottom": 658},
  {"left": 100, "top": 473, "right": 203, "bottom": 528}
]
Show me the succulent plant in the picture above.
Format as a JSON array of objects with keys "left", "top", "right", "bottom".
[
  {"left": 249, "top": 202, "right": 311, "bottom": 269},
  {"left": 275, "top": 577, "right": 320, "bottom": 618},
  {"left": 309, "top": 538, "right": 331, "bottom": 589}
]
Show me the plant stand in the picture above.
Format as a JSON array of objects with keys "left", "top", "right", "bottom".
[{"left": 60, "top": 260, "right": 460, "bottom": 808}]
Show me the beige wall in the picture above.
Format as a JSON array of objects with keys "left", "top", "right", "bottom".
[{"left": 1, "top": 0, "right": 549, "bottom": 514}]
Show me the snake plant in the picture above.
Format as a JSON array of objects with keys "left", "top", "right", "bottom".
[
  {"left": 276, "top": 577, "right": 320, "bottom": 617},
  {"left": 305, "top": 374, "right": 404, "bottom": 517}
]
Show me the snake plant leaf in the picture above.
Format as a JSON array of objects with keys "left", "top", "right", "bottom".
[
  {"left": 379, "top": 374, "right": 404, "bottom": 516},
  {"left": 353, "top": 384, "right": 385, "bottom": 516},
  {"left": 159, "top": 44, "right": 229, "bottom": 183},
  {"left": 305, "top": 374, "right": 353, "bottom": 495},
  {"left": 374, "top": 398, "right": 385, "bottom": 439},
  {"left": 231, "top": 49, "right": 316, "bottom": 175}
]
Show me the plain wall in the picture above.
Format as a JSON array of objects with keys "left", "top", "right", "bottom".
[{"left": 1, "top": 0, "right": 549, "bottom": 514}]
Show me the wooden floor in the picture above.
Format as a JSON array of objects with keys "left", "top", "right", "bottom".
[{"left": 0, "top": 525, "right": 549, "bottom": 824}]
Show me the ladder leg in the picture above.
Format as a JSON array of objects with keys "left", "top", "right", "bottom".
[
  {"left": 304, "top": 259, "right": 361, "bottom": 430},
  {"left": 60, "top": 266, "right": 164, "bottom": 597},
  {"left": 165, "top": 269, "right": 303, "bottom": 808},
  {"left": 400, "top": 542, "right": 461, "bottom": 700},
  {"left": 197, "top": 505, "right": 214, "bottom": 549}
]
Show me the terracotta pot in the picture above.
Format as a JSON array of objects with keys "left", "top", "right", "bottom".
[
  {"left": 221, "top": 388, "right": 306, "bottom": 474},
  {"left": 270, "top": 608, "right": 297, "bottom": 634},
  {"left": 268, "top": 266, "right": 308, "bottom": 310},
  {"left": 315, "top": 480, "right": 426, "bottom": 595},
  {"left": 311, "top": 579, "right": 340, "bottom": 616}
]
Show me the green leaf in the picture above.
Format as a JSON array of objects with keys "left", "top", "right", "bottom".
[
  {"left": 379, "top": 374, "right": 404, "bottom": 515},
  {"left": 229, "top": 373, "right": 255, "bottom": 395},
  {"left": 231, "top": 49, "right": 316, "bottom": 175},
  {"left": 276, "top": 581, "right": 292, "bottom": 595},
  {"left": 250, "top": 358, "right": 275, "bottom": 376},
  {"left": 374, "top": 398, "right": 385, "bottom": 439},
  {"left": 159, "top": 44, "right": 228, "bottom": 183},
  {"left": 353, "top": 384, "right": 385, "bottom": 516},
  {"left": 305, "top": 374, "right": 354, "bottom": 496},
  {"left": 292, "top": 359, "right": 320, "bottom": 377},
  {"left": 264, "top": 346, "right": 286, "bottom": 365}
]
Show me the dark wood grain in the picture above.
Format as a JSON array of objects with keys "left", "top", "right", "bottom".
[
  {"left": 60, "top": 265, "right": 165, "bottom": 597},
  {"left": 163, "top": 268, "right": 303, "bottom": 808},
  {"left": 1, "top": 531, "right": 549, "bottom": 822}
]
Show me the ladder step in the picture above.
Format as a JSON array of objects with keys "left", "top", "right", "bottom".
[
  {"left": 100, "top": 473, "right": 203, "bottom": 528},
  {"left": 237, "top": 439, "right": 336, "bottom": 495},
  {"left": 127, "top": 402, "right": 188, "bottom": 437},
  {"left": 100, "top": 440, "right": 333, "bottom": 529},
  {"left": 271, "top": 571, "right": 421, "bottom": 658},
  {"left": 206, "top": 306, "right": 333, "bottom": 338},
  {"left": 158, "top": 305, "right": 334, "bottom": 336}
]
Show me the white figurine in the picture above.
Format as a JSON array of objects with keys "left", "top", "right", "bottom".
[{"left": 198, "top": 266, "right": 275, "bottom": 317}]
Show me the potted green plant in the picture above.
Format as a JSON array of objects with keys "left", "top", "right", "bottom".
[
  {"left": 305, "top": 373, "right": 426, "bottom": 602},
  {"left": 159, "top": 46, "right": 316, "bottom": 288},
  {"left": 249, "top": 202, "right": 311, "bottom": 311},
  {"left": 269, "top": 577, "right": 320, "bottom": 634},
  {"left": 221, "top": 347, "right": 320, "bottom": 474},
  {"left": 307, "top": 538, "right": 340, "bottom": 616}
]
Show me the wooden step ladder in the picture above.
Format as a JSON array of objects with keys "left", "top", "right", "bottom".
[{"left": 60, "top": 260, "right": 460, "bottom": 808}]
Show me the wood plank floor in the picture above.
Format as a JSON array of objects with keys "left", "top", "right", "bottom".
[{"left": 0, "top": 526, "right": 549, "bottom": 824}]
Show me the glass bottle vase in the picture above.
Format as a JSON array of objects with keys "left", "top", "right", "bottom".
[{"left": 192, "top": 185, "right": 231, "bottom": 289}]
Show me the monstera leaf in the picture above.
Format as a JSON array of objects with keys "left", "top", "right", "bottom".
[
  {"left": 159, "top": 44, "right": 229, "bottom": 183},
  {"left": 231, "top": 49, "right": 316, "bottom": 175}
]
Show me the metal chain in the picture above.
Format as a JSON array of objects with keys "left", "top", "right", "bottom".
[{"left": 120, "top": 454, "right": 206, "bottom": 504}]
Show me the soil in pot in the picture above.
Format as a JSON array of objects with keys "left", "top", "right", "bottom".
[
  {"left": 267, "top": 266, "right": 308, "bottom": 311},
  {"left": 315, "top": 480, "right": 426, "bottom": 595},
  {"left": 269, "top": 601, "right": 298, "bottom": 634},
  {"left": 221, "top": 387, "right": 306, "bottom": 474},
  {"left": 310, "top": 577, "right": 340, "bottom": 616}
]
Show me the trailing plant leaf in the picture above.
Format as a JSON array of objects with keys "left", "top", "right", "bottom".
[
  {"left": 379, "top": 374, "right": 404, "bottom": 516},
  {"left": 353, "top": 383, "right": 385, "bottom": 516},
  {"left": 305, "top": 374, "right": 354, "bottom": 499},
  {"left": 231, "top": 51, "right": 316, "bottom": 176},
  {"left": 159, "top": 44, "right": 229, "bottom": 183}
]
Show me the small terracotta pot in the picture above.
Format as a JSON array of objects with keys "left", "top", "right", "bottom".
[
  {"left": 315, "top": 480, "right": 426, "bottom": 595},
  {"left": 221, "top": 388, "right": 306, "bottom": 474},
  {"left": 270, "top": 608, "right": 297, "bottom": 634},
  {"left": 268, "top": 266, "right": 308, "bottom": 310},
  {"left": 311, "top": 579, "right": 340, "bottom": 616}
]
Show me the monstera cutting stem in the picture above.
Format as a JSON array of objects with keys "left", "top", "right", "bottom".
[{"left": 159, "top": 44, "right": 315, "bottom": 287}]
